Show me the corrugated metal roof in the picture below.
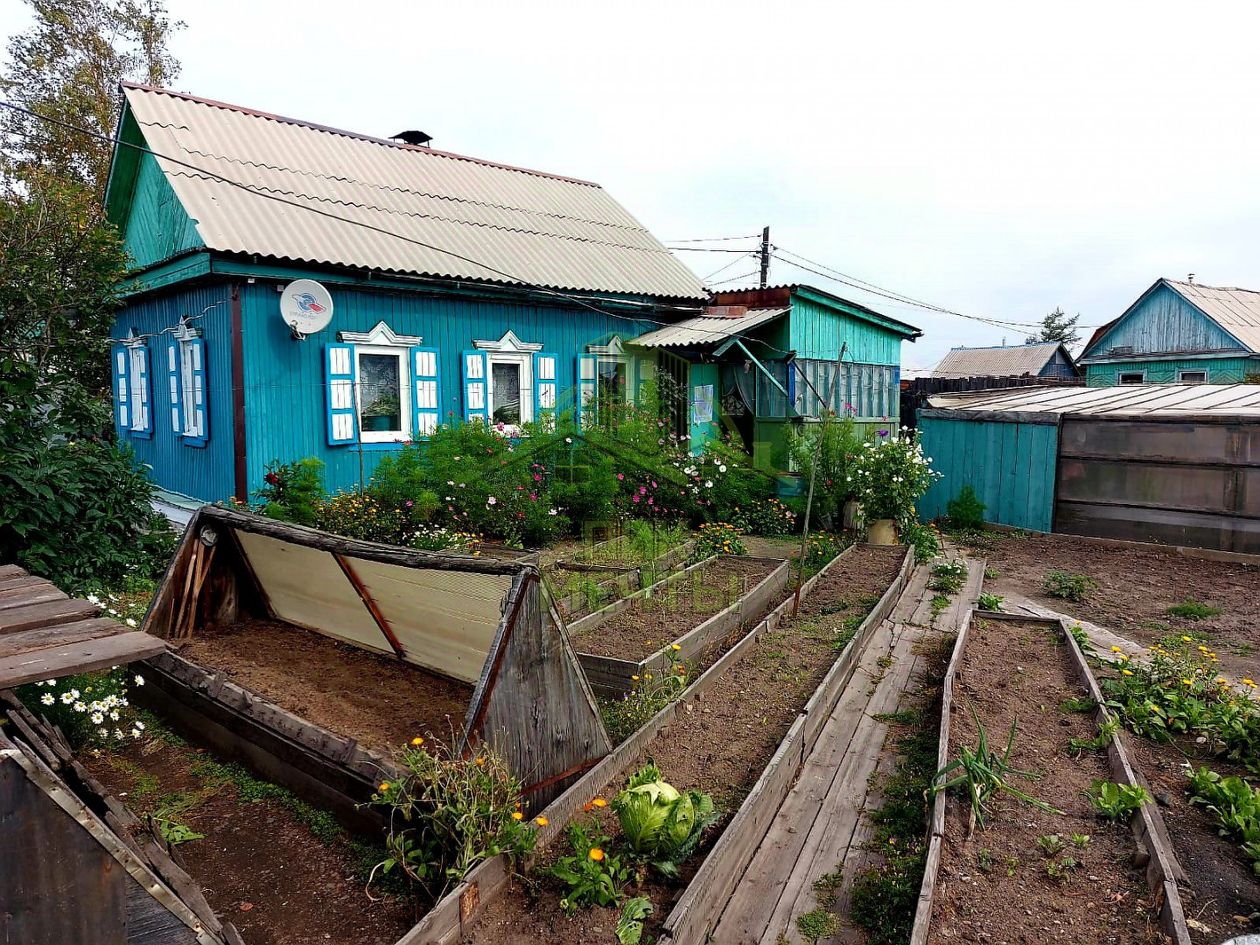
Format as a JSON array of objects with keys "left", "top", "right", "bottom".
[
  {"left": 627, "top": 308, "right": 788, "bottom": 348},
  {"left": 120, "top": 84, "right": 708, "bottom": 300},
  {"left": 1166, "top": 280, "right": 1260, "bottom": 352},
  {"left": 927, "top": 383, "right": 1260, "bottom": 418},
  {"left": 931, "top": 342, "right": 1066, "bottom": 378}
]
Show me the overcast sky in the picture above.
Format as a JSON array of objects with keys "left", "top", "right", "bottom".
[{"left": 5, "top": 0, "right": 1260, "bottom": 368}]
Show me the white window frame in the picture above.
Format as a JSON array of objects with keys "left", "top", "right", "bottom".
[
  {"left": 355, "top": 345, "right": 411, "bottom": 444},
  {"left": 1178, "top": 369, "right": 1208, "bottom": 384},
  {"left": 474, "top": 330, "right": 542, "bottom": 426},
  {"left": 1117, "top": 371, "right": 1146, "bottom": 385},
  {"left": 179, "top": 339, "right": 204, "bottom": 437},
  {"left": 126, "top": 342, "right": 149, "bottom": 433}
]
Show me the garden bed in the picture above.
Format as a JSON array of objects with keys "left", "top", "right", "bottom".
[
  {"left": 570, "top": 555, "right": 788, "bottom": 696},
  {"left": 449, "top": 543, "right": 909, "bottom": 945},
  {"left": 919, "top": 614, "right": 1184, "bottom": 945},
  {"left": 550, "top": 537, "right": 696, "bottom": 620},
  {"left": 178, "top": 617, "right": 472, "bottom": 754},
  {"left": 975, "top": 530, "right": 1260, "bottom": 678}
]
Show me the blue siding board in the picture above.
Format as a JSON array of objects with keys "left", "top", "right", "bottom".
[
  {"left": 918, "top": 416, "right": 1058, "bottom": 532},
  {"left": 788, "top": 295, "right": 903, "bottom": 364},
  {"left": 1088, "top": 283, "right": 1249, "bottom": 360},
  {"left": 111, "top": 281, "right": 236, "bottom": 501}
]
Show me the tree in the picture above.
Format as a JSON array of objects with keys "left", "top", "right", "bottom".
[
  {"left": 1, "top": 0, "right": 182, "bottom": 197},
  {"left": 1025, "top": 307, "right": 1081, "bottom": 347}
]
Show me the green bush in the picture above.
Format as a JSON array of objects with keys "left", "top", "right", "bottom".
[
  {"left": 1043, "top": 570, "right": 1098, "bottom": 602},
  {"left": 787, "top": 410, "right": 864, "bottom": 528},
  {"left": 945, "top": 485, "right": 986, "bottom": 529},
  {"left": 849, "top": 430, "right": 941, "bottom": 523},
  {"left": 900, "top": 520, "right": 941, "bottom": 563},
  {"left": 256, "top": 457, "right": 325, "bottom": 526}
]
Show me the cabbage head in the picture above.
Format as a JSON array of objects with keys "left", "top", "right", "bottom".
[{"left": 613, "top": 765, "right": 718, "bottom": 875}]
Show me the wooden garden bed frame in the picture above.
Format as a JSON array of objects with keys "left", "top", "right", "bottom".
[
  {"left": 550, "top": 539, "right": 696, "bottom": 617},
  {"left": 909, "top": 609, "right": 1191, "bottom": 945},
  {"left": 402, "top": 544, "right": 915, "bottom": 945},
  {"left": 569, "top": 554, "right": 792, "bottom": 697}
]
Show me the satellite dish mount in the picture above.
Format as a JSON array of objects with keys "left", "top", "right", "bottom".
[{"left": 279, "top": 279, "right": 334, "bottom": 340}]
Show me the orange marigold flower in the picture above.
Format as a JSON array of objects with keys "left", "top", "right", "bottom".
[
  {"left": 592, "top": 797, "right": 607, "bottom": 808},
  {"left": 511, "top": 811, "right": 524, "bottom": 821},
  {"left": 589, "top": 847, "right": 605, "bottom": 862},
  {"left": 378, "top": 782, "right": 391, "bottom": 792}
]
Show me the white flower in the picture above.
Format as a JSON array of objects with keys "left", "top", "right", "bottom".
[
  {"left": 40, "top": 694, "right": 54, "bottom": 706},
  {"left": 60, "top": 692, "right": 75, "bottom": 705},
  {"left": 134, "top": 720, "right": 145, "bottom": 731},
  {"left": 109, "top": 711, "right": 120, "bottom": 722},
  {"left": 45, "top": 679, "right": 57, "bottom": 686},
  {"left": 487, "top": 496, "right": 497, "bottom": 506},
  {"left": 130, "top": 729, "right": 142, "bottom": 739},
  {"left": 91, "top": 713, "right": 104, "bottom": 724},
  {"left": 125, "top": 618, "right": 137, "bottom": 628},
  {"left": 113, "top": 729, "right": 125, "bottom": 740},
  {"left": 718, "top": 464, "right": 727, "bottom": 473},
  {"left": 98, "top": 727, "right": 109, "bottom": 738},
  {"left": 133, "top": 675, "right": 144, "bottom": 687},
  {"left": 74, "top": 702, "right": 86, "bottom": 713},
  {"left": 565, "top": 437, "right": 573, "bottom": 444}
]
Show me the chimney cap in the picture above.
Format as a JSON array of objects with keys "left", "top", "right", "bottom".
[{"left": 392, "top": 130, "right": 433, "bottom": 147}]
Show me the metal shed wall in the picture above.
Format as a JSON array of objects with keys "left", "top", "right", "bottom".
[{"left": 917, "top": 415, "right": 1059, "bottom": 532}]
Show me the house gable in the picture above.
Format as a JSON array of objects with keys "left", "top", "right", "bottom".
[
  {"left": 105, "top": 104, "right": 204, "bottom": 272},
  {"left": 788, "top": 286, "right": 919, "bottom": 364},
  {"left": 1083, "top": 280, "right": 1249, "bottom": 361}
]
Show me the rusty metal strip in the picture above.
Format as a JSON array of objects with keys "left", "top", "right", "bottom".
[
  {"left": 521, "top": 755, "right": 601, "bottom": 796},
  {"left": 333, "top": 553, "right": 406, "bottom": 659}
]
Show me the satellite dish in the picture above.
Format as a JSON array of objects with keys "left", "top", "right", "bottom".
[{"left": 280, "top": 279, "right": 334, "bottom": 337}]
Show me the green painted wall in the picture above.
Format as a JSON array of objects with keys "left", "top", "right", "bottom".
[
  {"left": 918, "top": 416, "right": 1059, "bottom": 532},
  {"left": 1085, "top": 356, "right": 1260, "bottom": 386},
  {"left": 119, "top": 151, "right": 204, "bottom": 270},
  {"left": 788, "top": 294, "right": 904, "bottom": 364}
]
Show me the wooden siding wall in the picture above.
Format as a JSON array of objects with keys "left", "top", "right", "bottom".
[
  {"left": 240, "top": 281, "right": 654, "bottom": 496},
  {"left": 787, "top": 293, "right": 905, "bottom": 364},
  {"left": 120, "top": 151, "right": 205, "bottom": 271},
  {"left": 1084, "top": 356, "right": 1259, "bottom": 386},
  {"left": 1088, "top": 283, "right": 1248, "bottom": 358},
  {"left": 112, "top": 281, "right": 237, "bottom": 502},
  {"left": 917, "top": 416, "right": 1059, "bottom": 532}
]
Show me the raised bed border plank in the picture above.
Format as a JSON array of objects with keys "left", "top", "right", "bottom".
[
  {"left": 908, "top": 609, "right": 1192, "bottom": 945},
  {"left": 551, "top": 539, "right": 696, "bottom": 617}
]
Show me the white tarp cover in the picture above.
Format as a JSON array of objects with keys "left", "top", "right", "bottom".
[{"left": 235, "top": 530, "right": 513, "bottom": 684}]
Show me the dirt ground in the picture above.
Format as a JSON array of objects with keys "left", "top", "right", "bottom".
[
  {"left": 972, "top": 531, "right": 1260, "bottom": 678},
  {"left": 931, "top": 617, "right": 1167, "bottom": 945},
  {"left": 86, "top": 737, "right": 415, "bottom": 945},
  {"left": 466, "top": 544, "right": 906, "bottom": 945},
  {"left": 572, "top": 557, "right": 778, "bottom": 661},
  {"left": 180, "top": 618, "right": 472, "bottom": 754}
]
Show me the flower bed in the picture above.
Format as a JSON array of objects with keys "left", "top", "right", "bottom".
[
  {"left": 569, "top": 554, "right": 789, "bottom": 697},
  {"left": 424, "top": 543, "right": 910, "bottom": 945},
  {"left": 915, "top": 613, "right": 1187, "bottom": 945}
]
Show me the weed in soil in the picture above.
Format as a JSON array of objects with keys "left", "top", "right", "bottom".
[
  {"left": 796, "top": 907, "right": 841, "bottom": 943},
  {"left": 1167, "top": 599, "right": 1223, "bottom": 621},
  {"left": 1060, "top": 695, "right": 1098, "bottom": 714},
  {"left": 1043, "top": 569, "right": 1099, "bottom": 602}
]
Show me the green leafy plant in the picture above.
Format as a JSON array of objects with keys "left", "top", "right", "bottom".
[
  {"left": 549, "top": 817, "right": 632, "bottom": 915},
  {"left": 930, "top": 560, "right": 968, "bottom": 594},
  {"left": 1187, "top": 767, "right": 1260, "bottom": 875},
  {"left": 1166, "top": 599, "right": 1222, "bottom": 621},
  {"left": 612, "top": 764, "right": 719, "bottom": 877},
  {"left": 931, "top": 713, "right": 1064, "bottom": 831},
  {"left": 693, "top": 522, "right": 746, "bottom": 559},
  {"left": 946, "top": 484, "right": 986, "bottom": 529},
  {"left": 1044, "top": 855, "right": 1078, "bottom": 881},
  {"left": 256, "top": 458, "right": 325, "bottom": 526},
  {"left": 796, "top": 907, "right": 841, "bottom": 944},
  {"left": 1036, "top": 833, "right": 1065, "bottom": 855},
  {"left": 372, "top": 741, "right": 536, "bottom": 900},
  {"left": 1070, "top": 833, "right": 1091, "bottom": 849},
  {"left": 977, "top": 592, "right": 1004, "bottom": 611},
  {"left": 156, "top": 818, "right": 204, "bottom": 845},
  {"left": 1060, "top": 696, "right": 1097, "bottom": 714},
  {"left": 1087, "top": 781, "right": 1150, "bottom": 820},
  {"left": 1043, "top": 570, "right": 1098, "bottom": 602},
  {"left": 848, "top": 429, "right": 942, "bottom": 523},
  {"left": 1067, "top": 717, "right": 1119, "bottom": 754},
  {"left": 900, "top": 519, "right": 942, "bottom": 564},
  {"left": 616, "top": 896, "right": 653, "bottom": 945},
  {"left": 600, "top": 650, "right": 690, "bottom": 743}
]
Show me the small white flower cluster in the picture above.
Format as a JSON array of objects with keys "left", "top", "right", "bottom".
[{"left": 32, "top": 675, "right": 147, "bottom": 741}]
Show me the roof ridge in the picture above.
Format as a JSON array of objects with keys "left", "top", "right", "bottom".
[
  {"left": 1168, "top": 278, "right": 1260, "bottom": 295},
  {"left": 121, "top": 82, "right": 603, "bottom": 187}
]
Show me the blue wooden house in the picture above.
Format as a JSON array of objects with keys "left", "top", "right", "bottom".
[
  {"left": 1079, "top": 278, "right": 1260, "bottom": 386},
  {"left": 104, "top": 84, "right": 709, "bottom": 506}
]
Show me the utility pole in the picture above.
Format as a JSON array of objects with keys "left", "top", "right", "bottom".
[{"left": 759, "top": 226, "right": 771, "bottom": 288}]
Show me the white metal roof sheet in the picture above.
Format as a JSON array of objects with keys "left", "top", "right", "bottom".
[
  {"left": 931, "top": 342, "right": 1066, "bottom": 378},
  {"left": 1166, "top": 280, "right": 1260, "bottom": 353},
  {"left": 627, "top": 308, "right": 788, "bottom": 348},
  {"left": 927, "top": 383, "right": 1260, "bottom": 418},
  {"left": 120, "top": 85, "right": 708, "bottom": 300}
]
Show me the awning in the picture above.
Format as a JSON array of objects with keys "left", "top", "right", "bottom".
[{"left": 629, "top": 308, "right": 788, "bottom": 349}]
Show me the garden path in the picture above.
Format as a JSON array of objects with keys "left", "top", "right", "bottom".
[{"left": 710, "top": 555, "right": 984, "bottom": 944}]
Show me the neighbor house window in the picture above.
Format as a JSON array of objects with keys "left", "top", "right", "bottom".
[
  {"left": 1178, "top": 370, "right": 1208, "bottom": 384},
  {"left": 1117, "top": 371, "right": 1145, "bottom": 385}
]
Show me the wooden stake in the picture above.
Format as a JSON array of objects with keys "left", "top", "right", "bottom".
[
  {"left": 181, "top": 543, "right": 216, "bottom": 640},
  {"left": 171, "top": 542, "right": 201, "bottom": 641}
]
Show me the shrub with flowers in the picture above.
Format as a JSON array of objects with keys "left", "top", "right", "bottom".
[
  {"left": 371, "top": 739, "right": 536, "bottom": 900},
  {"left": 256, "top": 457, "right": 325, "bottom": 527},
  {"left": 18, "top": 668, "right": 146, "bottom": 748},
  {"left": 694, "top": 522, "right": 747, "bottom": 559},
  {"left": 848, "top": 429, "right": 941, "bottom": 526},
  {"left": 731, "top": 497, "right": 798, "bottom": 537},
  {"left": 788, "top": 408, "right": 865, "bottom": 527},
  {"left": 803, "top": 531, "right": 851, "bottom": 573}
]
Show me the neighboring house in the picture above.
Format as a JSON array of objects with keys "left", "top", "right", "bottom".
[
  {"left": 631, "top": 285, "right": 921, "bottom": 472},
  {"left": 931, "top": 342, "right": 1078, "bottom": 380},
  {"left": 1080, "top": 278, "right": 1260, "bottom": 386},
  {"left": 104, "top": 84, "right": 709, "bottom": 504}
]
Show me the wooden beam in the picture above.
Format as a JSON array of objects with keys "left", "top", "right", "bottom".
[
  {"left": 0, "top": 618, "right": 123, "bottom": 659},
  {"left": 332, "top": 553, "right": 406, "bottom": 659},
  {"left": 0, "top": 632, "right": 166, "bottom": 689},
  {"left": 0, "top": 599, "right": 99, "bottom": 635}
]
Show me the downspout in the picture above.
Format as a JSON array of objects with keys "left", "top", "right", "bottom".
[{"left": 230, "top": 283, "right": 248, "bottom": 503}]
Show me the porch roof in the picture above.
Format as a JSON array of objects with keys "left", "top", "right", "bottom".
[{"left": 628, "top": 307, "right": 788, "bottom": 349}]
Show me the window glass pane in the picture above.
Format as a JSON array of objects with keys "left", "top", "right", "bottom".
[
  {"left": 360, "top": 353, "right": 402, "bottom": 431},
  {"left": 492, "top": 362, "right": 522, "bottom": 423},
  {"left": 1118, "top": 372, "right": 1144, "bottom": 385},
  {"left": 598, "top": 359, "right": 626, "bottom": 410}
]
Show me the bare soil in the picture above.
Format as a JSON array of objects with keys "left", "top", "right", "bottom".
[
  {"left": 572, "top": 557, "right": 779, "bottom": 662},
  {"left": 466, "top": 544, "right": 906, "bottom": 944},
  {"left": 85, "top": 736, "right": 416, "bottom": 945},
  {"left": 975, "top": 531, "right": 1260, "bottom": 678},
  {"left": 929, "top": 617, "right": 1166, "bottom": 945},
  {"left": 180, "top": 618, "right": 472, "bottom": 754}
]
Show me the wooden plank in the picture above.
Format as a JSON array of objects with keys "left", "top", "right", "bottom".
[
  {"left": 0, "top": 632, "right": 166, "bottom": 689},
  {"left": 0, "top": 580, "right": 65, "bottom": 607},
  {"left": 0, "top": 574, "right": 47, "bottom": 594},
  {"left": 0, "top": 598, "right": 100, "bottom": 635},
  {"left": 0, "top": 563, "right": 28, "bottom": 578},
  {"left": 0, "top": 618, "right": 124, "bottom": 659},
  {"left": 334, "top": 553, "right": 407, "bottom": 658}
]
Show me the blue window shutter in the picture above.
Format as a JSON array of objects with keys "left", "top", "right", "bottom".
[
  {"left": 325, "top": 342, "right": 359, "bottom": 445},
  {"left": 111, "top": 343, "right": 131, "bottom": 437},
  {"left": 183, "top": 338, "right": 209, "bottom": 447},
  {"left": 131, "top": 343, "right": 154, "bottom": 439},
  {"left": 576, "top": 354, "right": 598, "bottom": 429},
  {"left": 534, "top": 352, "right": 558, "bottom": 425},
  {"left": 462, "top": 350, "right": 489, "bottom": 423},
  {"left": 166, "top": 341, "right": 183, "bottom": 433},
  {"left": 411, "top": 346, "right": 441, "bottom": 438}
]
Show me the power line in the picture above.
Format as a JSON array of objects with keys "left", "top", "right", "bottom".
[
  {"left": 665, "top": 234, "right": 759, "bottom": 243},
  {"left": 699, "top": 252, "right": 757, "bottom": 284},
  {"left": 666, "top": 246, "right": 757, "bottom": 253}
]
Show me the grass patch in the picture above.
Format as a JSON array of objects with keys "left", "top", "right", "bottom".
[
  {"left": 796, "top": 907, "right": 841, "bottom": 943},
  {"left": 1165, "top": 599, "right": 1221, "bottom": 621},
  {"left": 1042, "top": 570, "right": 1098, "bottom": 603}
]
